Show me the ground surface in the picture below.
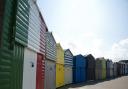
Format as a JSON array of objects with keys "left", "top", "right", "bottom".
[{"left": 58, "top": 76, "right": 128, "bottom": 89}]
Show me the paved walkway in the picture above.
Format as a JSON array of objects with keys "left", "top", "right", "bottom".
[{"left": 58, "top": 76, "right": 128, "bottom": 89}]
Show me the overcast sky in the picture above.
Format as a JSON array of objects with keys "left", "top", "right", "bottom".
[{"left": 37, "top": 0, "right": 128, "bottom": 61}]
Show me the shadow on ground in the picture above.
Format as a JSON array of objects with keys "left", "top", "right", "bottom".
[{"left": 57, "top": 76, "right": 126, "bottom": 89}]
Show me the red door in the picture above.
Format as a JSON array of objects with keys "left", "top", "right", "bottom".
[{"left": 36, "top": 53, "right": 45, "bottom": 89}]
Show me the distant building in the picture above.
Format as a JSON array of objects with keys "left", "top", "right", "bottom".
[{"left": 119, "top": 60, "right": 128, "bottom": 63}]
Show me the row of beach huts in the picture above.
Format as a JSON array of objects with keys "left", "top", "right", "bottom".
[{"left": 0, "top": 0, "right": 128, "bottom": 89}]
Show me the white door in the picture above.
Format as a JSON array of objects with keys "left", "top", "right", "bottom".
[
  {"left": 22, "top": 48, "right": 37, "bottom": 89},
  {"left": 45, "top": 59, "right": 56, "bottom": 89},
  {"left": 65, "top": 66, "right": 72, "bottom": 85}
]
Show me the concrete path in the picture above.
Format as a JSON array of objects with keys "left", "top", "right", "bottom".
[{"left": 58, "top": 76, "right": 128, "bottom": 89}]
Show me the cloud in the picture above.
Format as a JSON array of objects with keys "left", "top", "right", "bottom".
[
  {"left": 66, "top": 37, "right": 105, "bottom": 57},
  {"left": 106, "top": 38, "right": 128, "bottom": 62},
  {"left": 68, "top": 42, "right": 77, "bottom": 49}
]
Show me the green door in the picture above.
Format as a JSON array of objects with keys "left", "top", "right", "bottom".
[
  {"left": 0, "top": 42, "right": 24, "bottom": 89},
  {"left": 0, "top": 45, "right": 13, "bottom": 89},
  {"left": 13, "top": 43, "right": 24, "bottom": 89}
]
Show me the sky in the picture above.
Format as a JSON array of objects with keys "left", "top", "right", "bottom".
[{"left": 37, "top": 0, "right": 128, "bottom": 62}]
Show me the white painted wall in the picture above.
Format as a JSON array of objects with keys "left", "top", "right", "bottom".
[
  {"left": 22, "top": 48, "right": 37, "bottom": 89},
  {"left": 64, "top": 49, "right": 73, "bottom": 66},
  {"left": 28, "top": 0, "right": 41, "bottom": 52},
  {"left": 46, "top": 32, "right": 56, "bottom": 61}
]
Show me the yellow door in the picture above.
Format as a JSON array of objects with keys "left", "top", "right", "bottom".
[{"left": 56, "top": 63, "right": 64, "bottom": 88}]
